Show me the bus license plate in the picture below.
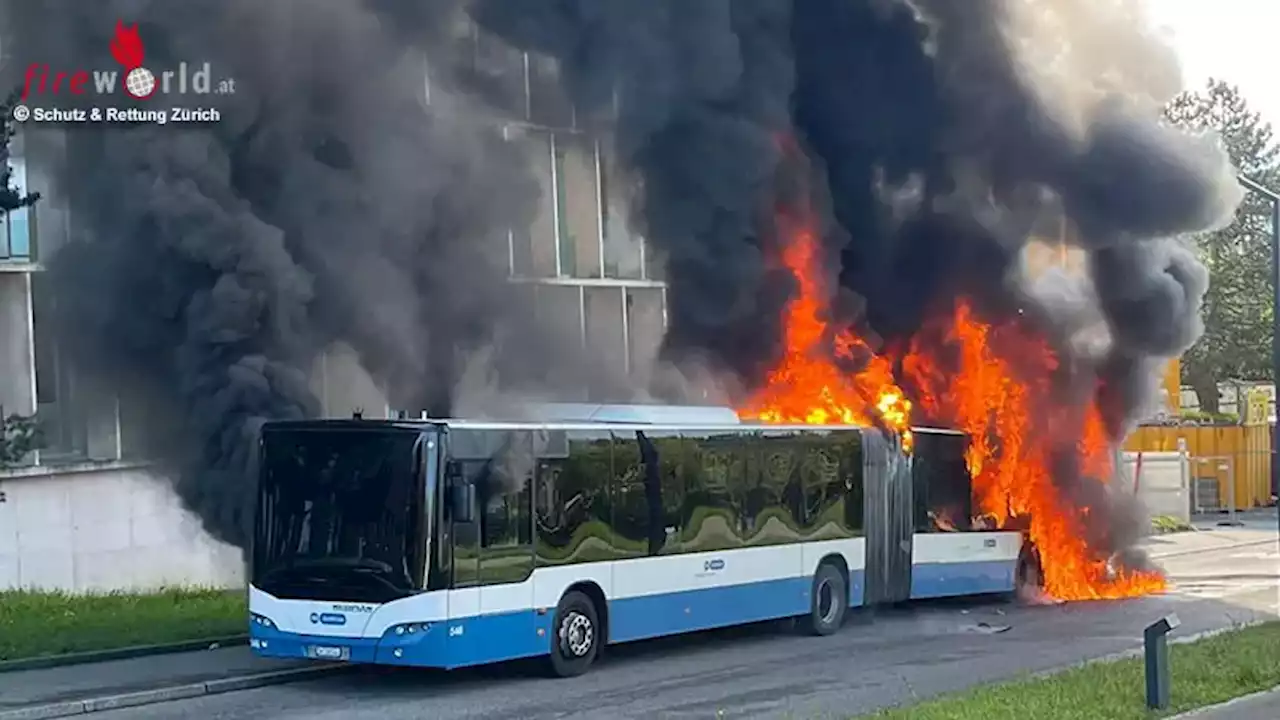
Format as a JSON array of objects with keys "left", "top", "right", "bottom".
[{"left": 308, "top": 645, "right": 349, "bottom": 661}]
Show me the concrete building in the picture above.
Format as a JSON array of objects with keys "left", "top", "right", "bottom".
[{"left": 0, "top": 24, "right": 667, "bottom": 592}]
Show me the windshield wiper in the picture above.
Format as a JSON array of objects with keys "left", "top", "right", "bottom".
[
  {"left": 282, "top": 557, "right": 394, "bottom": 573},
  {"left": 257, "top": 557, "right": 396, "bottom": 584}
]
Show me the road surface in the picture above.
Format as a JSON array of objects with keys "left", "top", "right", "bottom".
[{"left": 89, "top": 537, "right": 1280, "bottom": 719}]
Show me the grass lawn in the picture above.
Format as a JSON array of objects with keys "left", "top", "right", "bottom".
[
  {"left": 864, "top": 621, "right": 1280, "bottom": 720},
  {"left": 0, "top": 588, "right": 247, "bottom": 662},
  {"left": 1151, "top": 515, "right": 1194, "bottom": 534}
]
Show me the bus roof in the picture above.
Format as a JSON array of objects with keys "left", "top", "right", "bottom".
[
  {"left": 263, "top": 418, "right": 964, "bottom": 436},
  {"left": 264, "top": 400, "right": 963, "bottom": 435},
  {"left": 441, "top": 420, "right": 963, "bottom": 435}
]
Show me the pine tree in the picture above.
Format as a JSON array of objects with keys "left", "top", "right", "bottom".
[{"left": 1165, "top": 79, "right": 1279, "bottom": 413}]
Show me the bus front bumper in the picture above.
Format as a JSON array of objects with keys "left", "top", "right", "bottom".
[{"left": 248, "top": 618, "right": 448, "bottom": 667}]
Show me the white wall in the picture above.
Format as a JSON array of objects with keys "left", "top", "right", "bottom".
[
  {"left": 1119, "top": 450, "right": 1191, "bottom": 524},
  {"left": 0, "top": 464, "right": 242, "bottom": 592}
]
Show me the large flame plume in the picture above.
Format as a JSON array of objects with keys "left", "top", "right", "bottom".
[{"left": 740, "top": 205, "right": 1166, "bottom": 602}]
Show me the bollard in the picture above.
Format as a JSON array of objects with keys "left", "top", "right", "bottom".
[{"left": 1144, "top": 614, "right": 1181, "bottom": 710}]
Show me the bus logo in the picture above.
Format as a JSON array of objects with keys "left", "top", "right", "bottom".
[
  {"left": 704, "top": 559, "right": 725, "bottom": 572},
  {"left": 983, "top": 538, "right": 997, "bottom": 549},
  {"left": 310, "top": 613, "right": 347, "bottom": 626}
]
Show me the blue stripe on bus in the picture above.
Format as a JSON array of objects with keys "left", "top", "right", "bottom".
[
  {"left": 250, "top": 561, "right": 1011, "bottom": 669},
  {"left": 909, "top": 560, "right": 1017, "bottom": 599}
]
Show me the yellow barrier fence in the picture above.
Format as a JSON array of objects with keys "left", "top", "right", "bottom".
[{"left": 1123, "top": 424, "right": 1272, "bottom": 510}]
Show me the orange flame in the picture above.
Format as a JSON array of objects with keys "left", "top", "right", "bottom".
[
  {"left": 739, "top": 208, "right": 1164, "bottom": 602},
  {"left": 110, "top": 20, "right": 145, "bottom": 70},
  {"left": 903, "top": 301, "right": 1165, "bottom": 600},
  {"left": 736, "top": 209, "right": 913, "bottom": 451}
]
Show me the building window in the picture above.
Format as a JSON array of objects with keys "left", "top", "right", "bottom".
[
  {"left": 584, "top": 286, "right": 626, "bottom": 398},
  {"left": 1, "top": 156, "right": 32, "bottom": 261},
  {"left": 528, "top": 54, "right": 573, "bottom": 129},
  {"left": 625, "top": 288, "right": 665, "bottom": 379},
  {"left": 509, "top": 128, "right": 557, "bottom": 278},
  {"left": 532, "top": 284, "right": 587, "bottom": 400},
  {"left": 30, "top": 273, "right": 87, "bottom": 461},
  {"left": 598, "top": 143, "right": 645, "bottom": 279},
  {"left": 644, "top": 242, "right": 666, "bottom": 281},
  {"left": 472, "top": 27, "right": 527, "bottom": 119},
  {"left": 553, "top": 133, "right": 600, "bottom": 278}
]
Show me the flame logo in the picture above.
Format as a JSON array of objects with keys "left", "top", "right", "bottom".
[{"left": 109, "top": 20, "right": 145, "bottom": 70}]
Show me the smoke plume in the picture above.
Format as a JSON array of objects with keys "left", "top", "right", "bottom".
[
  {"left": 9, "top": 0, "right": 625, "bottom": 549},
  {"left": 471, "top": 0, "right": 1241, "bottom": 563}
]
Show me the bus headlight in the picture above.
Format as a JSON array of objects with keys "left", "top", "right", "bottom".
[
  {"left": 391, "top": 622, "right": 430, "bottom": 636},
  {"left": 251, "top": 613, "right": 276, "bottom": 629}
]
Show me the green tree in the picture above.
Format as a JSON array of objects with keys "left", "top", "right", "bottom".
[
  {"left": 0, "top": 87, "right": 44, "bottom": 467},
  {"left": 0, "top": 89, "right": 40, "bottom": 216},
  {"left": 1164, "top": 79, "right": 1278, "bottom": 413}
]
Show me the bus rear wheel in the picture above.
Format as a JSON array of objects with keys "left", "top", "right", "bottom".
[
  {"left": 800, "top": 562, "right": 847, "bottom": 636},
  {"left": 547, "top": 590, "right": 601, "bottom": 678}
]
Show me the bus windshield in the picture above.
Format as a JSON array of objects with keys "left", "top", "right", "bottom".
[{"left": 252, "top": 427, "right": 428, "bottom": 604}]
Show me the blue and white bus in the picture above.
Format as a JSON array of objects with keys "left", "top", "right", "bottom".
[{"left": 248, "top": 404, "right": 1039, "bottom": 677}]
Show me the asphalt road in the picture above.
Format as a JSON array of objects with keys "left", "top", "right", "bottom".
[{"left": 94, "top": 540, "right": 1279, "bottom": 720}]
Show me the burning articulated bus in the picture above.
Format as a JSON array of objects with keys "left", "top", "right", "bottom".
[{"left": 247, "top": 403, "right": 1040, "bottom": 677}]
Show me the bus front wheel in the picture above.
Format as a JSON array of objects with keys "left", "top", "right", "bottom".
[
  {"left": 800, "top": 562, "right": 847, "bottom": 636},
  {"left": 548, "top": 590, "right": 601, "bottom": 678}
]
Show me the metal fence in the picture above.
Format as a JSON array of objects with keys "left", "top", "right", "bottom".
[{"left": 1125, "top": 424, "right": 1273, "bottom": 512}]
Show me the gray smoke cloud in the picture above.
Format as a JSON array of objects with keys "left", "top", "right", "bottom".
[{"left": 8, "top": 0, "right": 626, "bottom": 549}]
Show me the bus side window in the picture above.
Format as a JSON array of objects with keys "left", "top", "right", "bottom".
[
  {"left": 840, "top": 433, "right": 865, "bottom": 535},
  {"left": 915, "top": 432, "right": 973, "bottom": 533},
  {"left": 680, "top": 430, "right": 745, "bottom": 553},
  {"left": 610, "top": 431, "right": 653, "bottom": 558},
  {"left": 635, "top": 430, "right": 685, "bottom": 555},
  {"left": 757, "top": 432, "right": 804, "bottom": 541},
  {"left": 535, "top": 430, "right": 612, "bottom": 565},
  {"left": 481, "top": 431, "right": 534, "bottom": 549},
  {"left": 796, "top": 432, "right": 846, "bottom": 536}
]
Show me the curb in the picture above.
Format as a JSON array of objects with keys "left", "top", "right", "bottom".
[
  {"left": 0, "top": 636, "right": 249, "bottom": 674},
  {"left": 1167, "top": 683, "right": 1280, "bottom": 718},
  {"left": 1148, "top": 537, "right": 1277, "bottom": 561},
  {"left": 0, "top": 664, "right": 348, "bottom": 720}
]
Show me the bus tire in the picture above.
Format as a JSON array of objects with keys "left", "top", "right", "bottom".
[
  {"left": 547, "top": 590, "right": 601, "bottom": 678},
  {"left": 800, "top": 562, "right": 847, "bottom": 636}
]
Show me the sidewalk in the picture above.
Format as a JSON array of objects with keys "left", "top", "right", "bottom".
[
  {"left": 1192, "top": 507, "right": 1278, "bottom": 533},
  {"left": 0, "top": 646, "right": 337, "bottom": 719},
  {"left": 1175, "top": 685, "right": 1280, "bottom": 719},
  {"left": 1140, "top": 525, "right": 1277, "bottom": 560}
]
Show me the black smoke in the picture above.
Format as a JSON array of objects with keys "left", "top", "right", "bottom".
[
  {"left": 471, "top": 0, "right": 1240, "bottom": 565},
  {"left": 473, "top": 0, "right": 1239, "bottom": 420},
  {"left": 8, "top": 0, "right": 622, "bottom": 549}
]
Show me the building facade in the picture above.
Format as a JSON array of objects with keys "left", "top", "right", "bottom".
[{"left": 0, "top": 24, "right": 667, "bottom": 591}]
